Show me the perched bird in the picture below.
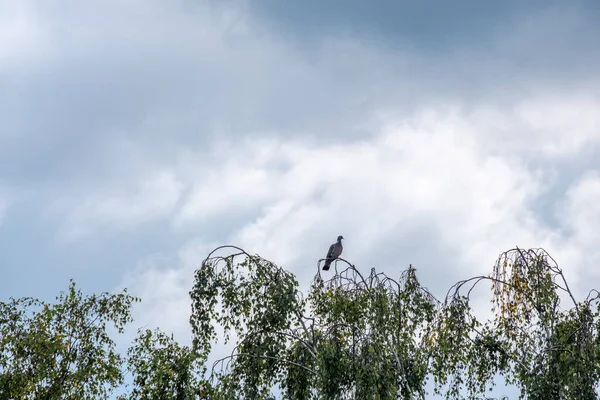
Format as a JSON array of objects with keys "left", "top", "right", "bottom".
[{"left": 322, "top": 236, "right": 344, "bottom": 271}]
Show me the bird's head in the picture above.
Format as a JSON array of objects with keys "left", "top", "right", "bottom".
[{"left": 337, "top": 235, "right": 344, "bottom": 242}]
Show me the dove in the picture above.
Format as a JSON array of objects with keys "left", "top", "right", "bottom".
[{"left": 322, "top": 236, "right": 344, "bottom": 271}]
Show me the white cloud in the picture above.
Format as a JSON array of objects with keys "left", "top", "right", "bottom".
[
  {"left": 563, "top": 172, "right": 600, "bottom": 241},
  {"left": 514, "top": 95, "right": 600, "bottom": 157},
  {"left": 176, "top": 160, "right": 279, "bottom": 225},
  {"left": 120, "top": 99, "right": 599, "bottom": 345},
  {"left": 122, "top": 262, "right": 194, "bottom": 342},
  {"left": 550, "top": 171, "right": 600, "bottom": 293},
  {"left": 117, "top": 238, "right": 220, "bottom": 344},
  {"left": 231, "top": 111, "right": 550, "bottom": 274},
  {"left": 56, "top": 171, "right": 183, "bottom": 241}
]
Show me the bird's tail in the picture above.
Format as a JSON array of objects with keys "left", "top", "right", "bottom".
[{"left": 322, "top": 259, "right": 331, "bottom": 271}]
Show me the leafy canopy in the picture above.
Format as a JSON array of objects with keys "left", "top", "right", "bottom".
[{"left": 2, "top": 247, "right": 599, "bottom": 400}]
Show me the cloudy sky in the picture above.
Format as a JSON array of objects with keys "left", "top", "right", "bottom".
[{"left": 2, "top": 0, "right": 600, "bottom": 397}]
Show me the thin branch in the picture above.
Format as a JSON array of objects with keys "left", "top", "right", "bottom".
[{"left": 212, "top": 353, "right": 316, "bottom": 375}]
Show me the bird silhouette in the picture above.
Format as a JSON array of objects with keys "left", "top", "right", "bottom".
[{"left": 322, "top": 236, "right": 344, "bottom": 271}]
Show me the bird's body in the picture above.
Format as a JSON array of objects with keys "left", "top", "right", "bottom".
[{"left": 322, "top": 236, "right": 344, "bottom": 271}]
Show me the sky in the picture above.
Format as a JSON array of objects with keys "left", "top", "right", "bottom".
[{"left": 1, "top": 0, "right": 600, "bottom": 397}]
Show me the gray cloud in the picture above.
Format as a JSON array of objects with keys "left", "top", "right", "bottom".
[
  {"left": 1, "top": 2, "right": 600, "bottom": 398},
  {"left": 244, "top": 0, "right": 537, "bottom": 48},
  {"left": 1, "top": 0, "right": 598, "bottom": 316},
  {"left": 3, "top": 1, "right": 599, "bottom": 187}
]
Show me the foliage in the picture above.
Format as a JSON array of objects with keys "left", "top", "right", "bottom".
[
  {"left": 119, "top": 328, "right": 207, "bottom": 400},
  {"left": 0, "top": 280, "right": 138, "bottom": 399},
  {"left": 189, "top": 246, "right": 439, "bottom": 399},
  {"left": 189, "top": 246, "right": 305, "bottom": 399},
  {"left": 2, "top": 246, "right": 599, "bottom": 400},
  {"left": 432, "top": 248, "right": 600, "bottom": 400},
  {"left": 305, "top": 265, "right": 437, "bottom": 399}
]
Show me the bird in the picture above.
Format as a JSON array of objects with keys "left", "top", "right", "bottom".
[{"left": 322, "top": 236, "right": 344, "bottom": 271}]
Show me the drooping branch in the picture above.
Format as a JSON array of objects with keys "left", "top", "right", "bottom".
[
  {"left": 193, "top": 245, "right": 439, "bottom": 399},
  {"left": 431, "top": 246, "right": 600, "bottom": 399},
  {"left": 191, "top": 244, "right": 599, "bottom": 399}
]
